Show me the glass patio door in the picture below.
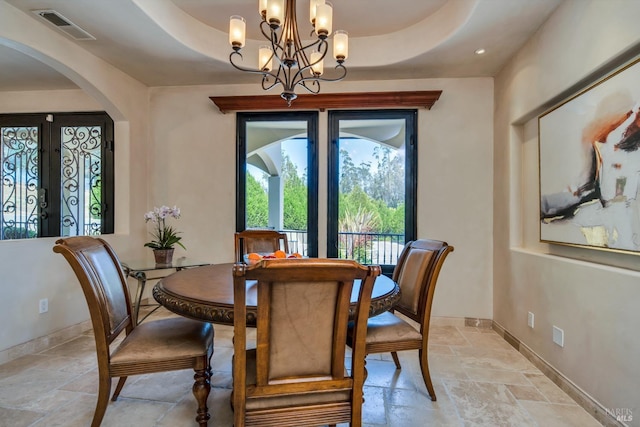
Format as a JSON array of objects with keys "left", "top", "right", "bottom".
[
  {"left": 236, "top": 112, "right": 318, "bottom": 257},
  {"left": 327, "top": 110, "right": 417, "bottom": 274}
]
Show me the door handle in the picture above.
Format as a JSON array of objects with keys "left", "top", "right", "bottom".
[{"left": 38, "top": 188, "right": 48, "bottom": 209}]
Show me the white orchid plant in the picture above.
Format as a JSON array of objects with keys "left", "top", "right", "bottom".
[{"left": 143, "top": 205, "right": 186, "bottom": 250}]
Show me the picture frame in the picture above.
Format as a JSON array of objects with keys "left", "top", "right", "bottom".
[{"left": 538, "top": 57, "right": 640, "bottom": 254}]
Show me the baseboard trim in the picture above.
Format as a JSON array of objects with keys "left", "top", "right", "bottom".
[
  {"left": 492, "top": 321, "right": 628, "bottom": 427},
  {"left": 0, "top": 319, "right": 92, "bottom": 365}
]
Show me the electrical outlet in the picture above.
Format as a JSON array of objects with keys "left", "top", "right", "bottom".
[
  {"left": 552, "top": 325, "right": 564, "bottom": 347},
  {"left": 39, "top": 298, "right": 48, "bottom": 314},
  {"left": 527, "top": 312, "right": 534, "bottom": 328}
]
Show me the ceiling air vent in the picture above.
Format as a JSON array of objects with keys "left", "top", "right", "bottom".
[{"left": 32, "top": 10, "right": 96, "bottom": 41}]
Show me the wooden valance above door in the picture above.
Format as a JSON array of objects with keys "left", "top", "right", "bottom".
[{"left": 210, "top": 91, "right": 442, "bottom": 113}]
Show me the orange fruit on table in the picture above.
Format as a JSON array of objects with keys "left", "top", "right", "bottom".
[
  {"left": 247, "top": 252, "right": 261, "bottom": 260},
  {"left": 274, "top": 250, "right": 286, "bottom": 258}
]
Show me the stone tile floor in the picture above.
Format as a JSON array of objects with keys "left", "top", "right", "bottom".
[{"left": 0, "top": 308, "right": 602, "bottom": 426}]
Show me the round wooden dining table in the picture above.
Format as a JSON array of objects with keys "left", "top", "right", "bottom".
[{"left": 152, "top": 263, "right": 400, "bottom": 326}]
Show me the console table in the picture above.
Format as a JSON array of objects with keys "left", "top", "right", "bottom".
[{"left": 121, "top": 257, "right": 211, "bottom": 324}]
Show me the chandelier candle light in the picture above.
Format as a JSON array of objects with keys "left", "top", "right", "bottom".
[{"left": 229, "top": 0, "right": 348, "bottom": 105}]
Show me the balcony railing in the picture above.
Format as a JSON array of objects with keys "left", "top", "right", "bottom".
[
  {"left": 1, "top": 222, "right": 402, "bottom": 265},
  {"left": 284, "top": 230, "right": 309, "bottom": 256},
  {"left": 283, "top": 230, "right": 404, "bottom": 265}
]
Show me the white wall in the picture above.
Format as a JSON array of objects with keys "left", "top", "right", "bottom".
[
  {"left": 0, "top": 1, "right": 150, "bottom": 360},
  {"left": 150, "top": 77, "right": 494, "bottom": 319},
  {"left": 0, "top": 1, "right": 495, "bottom": 359},
  {"left": 495, "top": 0, "right": 640, "bottom": 417},
  {"left": 2, "top": 0, "right": 637, "bottom": 417}
]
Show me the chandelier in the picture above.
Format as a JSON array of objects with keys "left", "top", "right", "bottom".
[{"left": 228, "top": 0, "right": 348, "bottom": 105}]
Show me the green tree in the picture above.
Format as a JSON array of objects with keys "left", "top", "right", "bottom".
[
  {"left": 246, "top": 172, "right": 268, "bottom": 227},
  {"left": 339, "top": 148, "right": 355, "bottom": 193},
  {"left": 338, "top": 202, "right": 380, "bottom": 263},
  {"left": 368, "top": 146, "right": 404, "bottom": 208},
  {"left": 281, "top": 153, "right": 307, "bottom": 230},
  {"left": 340, "top": 149, "right": 373, "bottom": 192},
  {"left": 376, "top": 200, "right": 404, "bottom": 234},
  {"left": 334, "top": 140, "right": 407, "bottom": 263},
  {"left": 339, "top": 187, "right": 377, "bottom": 226}
]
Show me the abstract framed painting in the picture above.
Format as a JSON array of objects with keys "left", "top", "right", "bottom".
[{"left": 539, "top": 57, "right": 640, "bottom": 254}]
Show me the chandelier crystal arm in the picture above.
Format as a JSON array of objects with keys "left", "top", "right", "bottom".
[
  {"left": 229, "top": 51, "right": 272, "bottom": 75},
  {"left": 259, "top": 19, "right": 273, "bottom": 41},
  {"left": 229, "top": 50, "right": 284, "bottom": 90},
  {"left": 299, "top": 80, "right": 321, "bottom": 95},
  {"left": 298, "top": 62, "right": 347, "bottom": 87},
  {"left": 290, "top": 39, "right": 327, "bottom": 84},
  {"left": 298, "top": 38, "right": 323, "bottom": 55},
  {"left": 294, "top": 38, "right": 325, "bottom": 70},
  {"left": 261, "top": 73, "right": 280, "bottom": 91}
]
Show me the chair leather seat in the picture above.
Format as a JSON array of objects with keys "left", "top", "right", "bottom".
[
  {"left": 110, "top": 317, "right": 213, "bottom": 366},
  {"left": 360, "top": 311, "right": 422, "bottom": 344}
]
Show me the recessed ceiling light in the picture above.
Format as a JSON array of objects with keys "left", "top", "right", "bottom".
[{"left": 475, "top": 48, "right": 486, "bottom": 55}]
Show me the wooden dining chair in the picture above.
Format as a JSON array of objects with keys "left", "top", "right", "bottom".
[
  {"left": 347, "top": 239, "right": 454, "bottom": 401},
  {"left": 53, "top": 236, "right": 214, "bottom": 427},
  {"left": 234, "top": 229, "right": 289, "bottom": 261},
  {"left": 232, "top": 258, "right": 380, "bottom": 427}
]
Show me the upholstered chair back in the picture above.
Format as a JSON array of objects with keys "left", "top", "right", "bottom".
[
  {"left": 267, "top": 279, "right": 341, "bottom": 379},
  {"left": 232, "top": 258, "right": 380, "bottom": 426},
  {"left": 54, "top": 236, "right": 133, "bottom": 348},
  {"left": 245, "top": 237, "right": 281, "bottom": 255},
  {"left": 234, "top": 229, "right": 289, "bottom": 261},
  {"left": 392, "top": 239, "right": 453, "bottom": 326}
]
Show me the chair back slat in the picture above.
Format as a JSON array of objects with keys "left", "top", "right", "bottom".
[{"left": 235, "top": 229, "right": 289, "bottom": 261}]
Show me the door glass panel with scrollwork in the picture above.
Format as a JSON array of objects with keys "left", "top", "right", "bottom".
[
  {"left": 1, "top": 126, "right": 39, "bottom": 239},
  {"left": 60, "top": 125, "right": 103, "bottom": 236}
]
